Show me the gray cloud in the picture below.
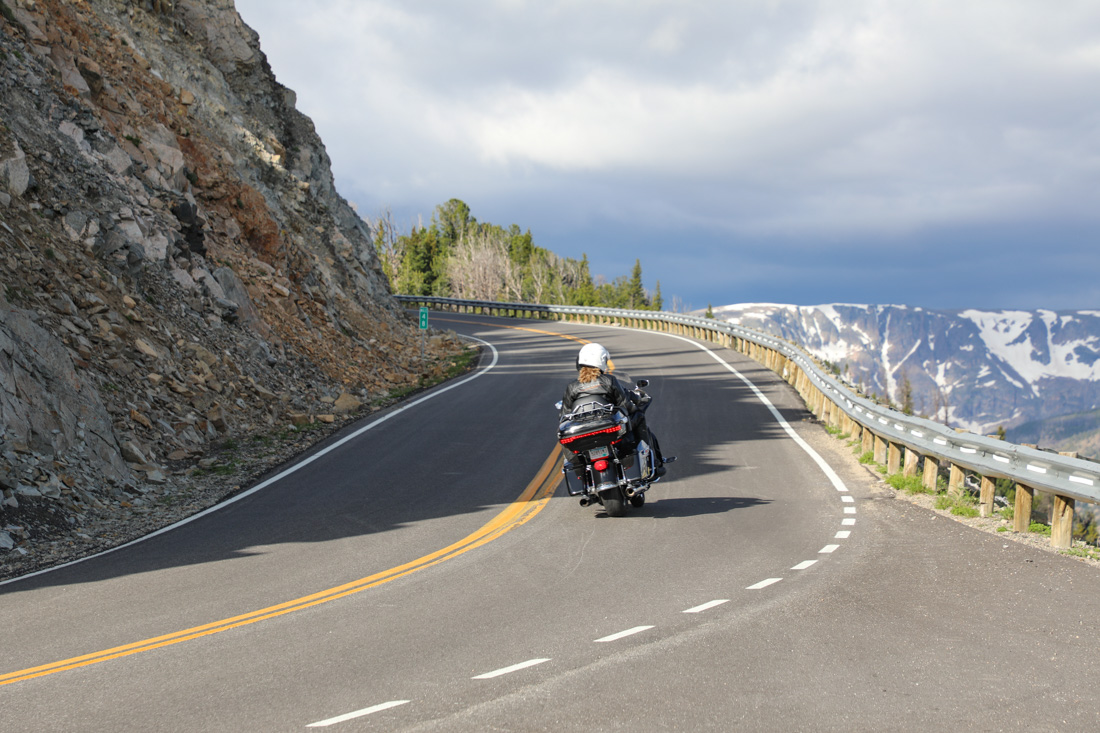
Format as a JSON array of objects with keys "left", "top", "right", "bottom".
[{"left": 236, "top": 0, "right": 1100, "bottom": 310}]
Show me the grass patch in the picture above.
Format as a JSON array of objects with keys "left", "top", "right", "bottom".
[
  {"left": 997, "top": 526, "right": 1009, "bottom": 532},
  {"left": 1029, "top": 522, "right": 1052, "bottom": 537},
  {"left": 886, "top": 473, "right": 932, "bottom": 495},
  {"left": 934, "top": 492, "right": 980, "bottom": 517},
  {"left": 857, "top": 450, "right": 875, "bottom": 465},
  {"left": 1061, "top": 546, "right": 1100, "bottom": 561}
]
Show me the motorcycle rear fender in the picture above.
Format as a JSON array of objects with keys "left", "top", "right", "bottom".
[{"left": 593, "top": 464, "right": 620, "bottom": 492}]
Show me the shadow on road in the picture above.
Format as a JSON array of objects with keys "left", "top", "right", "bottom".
[
  {"left": 1, "top": 316, "right": 813, "bottom": 594},
  {"left": 586, "top": 495, "right": 772, "bottom": 520}
]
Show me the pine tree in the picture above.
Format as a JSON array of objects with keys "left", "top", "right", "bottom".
[
  {"left": 625, "top": 259, "right": 647, "bottom": 309},
  {"left": 569, "top": 254, "right": 598, "bottom": 305},
  {"left": 705, "top": 303, "right": 714, "bottom": 318},
  {"left": 900, "top": 373, "right": 914, "bottom": 415},
  {"left": 651, "top": 280, "right": 663, "bottom": 311}
]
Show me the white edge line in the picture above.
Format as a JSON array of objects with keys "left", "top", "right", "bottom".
[
  {"left": 595, "top": 626, "right": 655, "bottom": 643},
  {"left": 746, "top": 578, "right": 783, "bottom": 589},
  {"left": 2, "top": 338, "right": 501, "bottom": 586},
  {"left": 472, "top": 658, "right": 551, "bottom": 680},
  {"left": 307, "top": 700, "right": 411, "bottom": 727},
  {"left": 648, "top": 331, "right": 851, "bottom": 495},
  {"left": 684, "top": 599, "right": 730, "bottom": 614}
]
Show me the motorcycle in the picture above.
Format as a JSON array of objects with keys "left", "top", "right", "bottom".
[{"left": 555, "top": 379, "right": 672, "bottom": 516}]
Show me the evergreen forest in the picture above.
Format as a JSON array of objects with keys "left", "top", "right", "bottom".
[{"left": 370, "top": 199, "right": 663, "bottom": 310}]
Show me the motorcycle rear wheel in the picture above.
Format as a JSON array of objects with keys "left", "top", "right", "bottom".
[{"left": 601, "top": 488, "right": 627, "bottom": 517}]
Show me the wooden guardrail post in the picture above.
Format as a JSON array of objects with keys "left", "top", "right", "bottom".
[
  {"left": 874, "top": 433, "right": 888, "bottom": 465},
  {"left": 861, "top": 425, "right": 875, "bottom": 456},
  {"left": 922, "top": 455, "right": 939, "bottom": 492},
  {"left": 1051, "top": 494, "right": 1075, "bottom": 548},
  {"left": 903, "top": 447, "right": 919, "bottom": 477},
  {"left": 948, "top": 463, "right": 966, "bottom": 499},
  {"left": 1013, "top": 483, "right": 1035, "bottom": 533},
  {"left": 887, "top": 442, "right": 902, "bottom": 474},
  {"left": 979, "top": 476, "right": 996, "bottom": 517}
]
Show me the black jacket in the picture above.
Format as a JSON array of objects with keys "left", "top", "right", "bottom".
[{"left": 561, "top": 373, "right": 635, "bottom": 417}]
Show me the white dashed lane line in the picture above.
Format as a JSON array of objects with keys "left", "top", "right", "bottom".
[
  {"left": 791, "top": 560, "right": 817, "bottom": 570},
  {"left": 472, "top": 658, "right": 551, "bottom": 680},
  {"left": 684, "top": 600, "right": 730, "bottom": 614},
  {"left": 746, "top": 578, "right": 783, "bottom": 590},
  {"left": 595, "top": 626, "right": 655, "bottom": 643},
  {"left": 307, "top": 700, "right": 411, "bottom": 728}
]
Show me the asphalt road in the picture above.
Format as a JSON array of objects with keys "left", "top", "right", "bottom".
[{"left": 2, "top": 314, "right": 1099, "bottom": 732}]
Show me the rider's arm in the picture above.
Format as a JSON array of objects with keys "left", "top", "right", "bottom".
[{"left": 607, "top": 376, "right": 636, "bottom": 414}]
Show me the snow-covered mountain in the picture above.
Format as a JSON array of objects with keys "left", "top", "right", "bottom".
[{"left": 708, "top": 304, "right": 1100, "bottom": 451}]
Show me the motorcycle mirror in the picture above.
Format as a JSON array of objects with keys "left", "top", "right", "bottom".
[
  {"left": 635, "top": 379, "right": 649, "bottom": 388},
  {"left": 555, "top": 400, "right": 563, "bottom": 410}
]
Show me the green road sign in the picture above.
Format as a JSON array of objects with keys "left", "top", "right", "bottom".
[{"left": 419, "top": 306, "right": 429, "bottom": 330}]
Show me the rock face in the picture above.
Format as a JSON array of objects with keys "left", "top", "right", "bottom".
[
  {"left": 711, "top": 303, "right": 1100, "bottom": 454},
  {"left": 0, "top": 0, "right": 465, "bottom": 575}
]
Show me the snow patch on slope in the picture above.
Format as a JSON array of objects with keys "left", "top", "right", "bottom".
[{"left": 960, "top": 310, "right": 1100, "bottom": 384}]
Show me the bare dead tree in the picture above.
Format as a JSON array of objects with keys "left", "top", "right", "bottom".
[
  {"left": 446, "top": 229, "right": 520, "bottom": 301},
  {"left": 369, "top": 207, "right": 402, "bottom": 288}
]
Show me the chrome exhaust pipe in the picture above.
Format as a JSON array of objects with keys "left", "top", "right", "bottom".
[
  {"left": 624, "top": 486, "right": 637, "bottom": 497},
  {"left": 579, "top": 497, "right": 591, "bottom": 507}
]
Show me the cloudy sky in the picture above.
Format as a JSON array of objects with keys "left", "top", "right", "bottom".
[{"left": 234, "top": 0, "right": 1100, "bottom": 312}]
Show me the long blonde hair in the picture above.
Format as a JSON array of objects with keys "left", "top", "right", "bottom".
[{"left": 578, "top": 366, "right": 602, "bottom": 383}]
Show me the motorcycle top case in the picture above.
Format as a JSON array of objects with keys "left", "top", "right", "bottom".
[{"left": 557, "top": 410, "right": 628, "bottom": 454}]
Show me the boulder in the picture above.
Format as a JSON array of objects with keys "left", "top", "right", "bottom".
[
  {"left": 333, "top": 393, "right": 362, "bottom": 415},
  {"left": 0, "top": 139, "right": 30, "bottom": 197}
]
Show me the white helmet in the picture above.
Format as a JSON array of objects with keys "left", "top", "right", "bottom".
[{"left": 576, "top": 342, "right": 610, "bottom": 372}]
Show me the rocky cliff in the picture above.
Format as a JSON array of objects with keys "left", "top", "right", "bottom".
[{"left": 0, "top": 0, "right": 462, "bottom": 576}]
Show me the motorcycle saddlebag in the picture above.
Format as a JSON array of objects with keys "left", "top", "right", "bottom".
[
  {"left": 620, "top": 450, "right": 643, "bottom": 484},
  {"left": 561, "top": 462, "right": 587, "bottom": 496}
]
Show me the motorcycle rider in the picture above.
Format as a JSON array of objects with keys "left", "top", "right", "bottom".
[{"left": 560, "top": 342, "right": 666, "bottom": 477}]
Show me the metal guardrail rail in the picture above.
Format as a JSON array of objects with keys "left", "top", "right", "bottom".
[{"left": 398, "top": 295, "right": 1100, "bottom": 548}]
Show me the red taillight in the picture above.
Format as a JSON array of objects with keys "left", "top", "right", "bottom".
[
  {"left": 593, "top": 459, "right": 609, "bottom": 472},
  {"left": 559, "top": 425, "right": 624, "bottom": 444}
]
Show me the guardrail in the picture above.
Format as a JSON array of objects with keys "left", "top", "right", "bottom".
[{"left": 397, "top": 295, "right": 1100, "bottom": 549}]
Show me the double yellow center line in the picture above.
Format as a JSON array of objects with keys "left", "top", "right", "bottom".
[
  {"left": 1, "top": 446, "right": 562, "bottom": 687},
  {"left": 4, "top": 316, "right": 592, "bottom": 687}
]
